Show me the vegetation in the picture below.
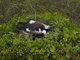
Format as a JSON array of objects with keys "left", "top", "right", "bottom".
[
  {"left": 0, "top": 0, "right": 80, "bottom": 25},
  {"left": 0, "top": 12, "right": 80, "bottom": 60}
]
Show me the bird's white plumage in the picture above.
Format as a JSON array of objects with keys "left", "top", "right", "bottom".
[
  {"left": 39, "top": 28, "right": 42, "bottom": 33},
  {"left": 29, "top": 20, "right": 36, "bottom": 24},
  {"left": 34, "top": 28, "right": 42, "bottom": 33},
  {"left": 42, "top": 24, "right": 50, "bottom": 29},
  {"left": 42, "top": 30, "right": 46, "bottom": 34},
  {"left": 26, "top": 28, "right": 30, "bottom": 32},
  {"left": 34, "top": 31, "right": 40, "bottom": 33},
  {"left": 34, "top": 28, "right": 46, "bottom": 34}
]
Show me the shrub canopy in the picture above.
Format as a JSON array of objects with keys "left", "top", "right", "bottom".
[{"left": 0, "top": 12, "right": 80, "bottom": 60}]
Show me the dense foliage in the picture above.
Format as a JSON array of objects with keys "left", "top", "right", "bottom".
[{"left": 0, "top": 12, "right": 80, "bottom": 60}]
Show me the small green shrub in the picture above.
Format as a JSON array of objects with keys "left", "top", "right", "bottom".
[{"left": 0, "top": 12, "right": 80, "bottom": 60}]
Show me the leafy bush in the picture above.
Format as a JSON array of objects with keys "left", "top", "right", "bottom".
[{"left": 0, "top": 12, "right": 80, "bottom": 60}]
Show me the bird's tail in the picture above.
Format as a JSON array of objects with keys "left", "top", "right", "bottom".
[{"left": 18, "top": 22, "right": 26, "bottom": 25}]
